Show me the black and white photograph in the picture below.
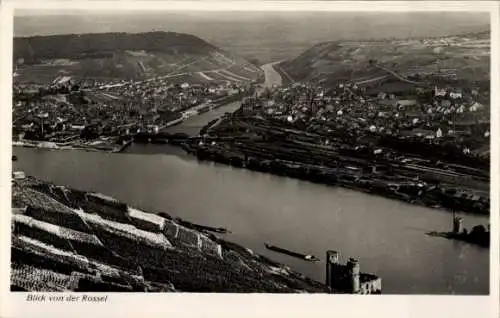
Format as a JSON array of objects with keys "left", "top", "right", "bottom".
[{"left": 2, "top": 0, "right": 498, "bottom": 312}]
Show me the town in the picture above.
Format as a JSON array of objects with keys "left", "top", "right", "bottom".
[
  {"left": 9, "top": 12, "right": 492, "bottom": 298},
  {"left": 185, "top": 73, "right": 490, "bottom": 215},
  {"left": 12, "top": 76, "right": 255, "bottom": 151},
  {"left": 12, "top": 58, "right": 490, "bottom": 216}
]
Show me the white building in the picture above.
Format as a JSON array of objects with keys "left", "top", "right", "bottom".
[
  {"left": 434, "top": 86, "right": 447, "bottom": 97},
  {"left": 12, "top": 171, "right": 26, "bottom": 180},
  {"left": 436, "top": 128, "right": 443, "bottom": 138},
  {"left": 470, "top": 102, "right": 484, "bottom": 112}
]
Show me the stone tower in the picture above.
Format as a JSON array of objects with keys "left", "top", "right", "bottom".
[
  {"left": 347, "top": 258, "right": 360, "bottom": 294},
  {"left": 452, "top": 211, "right": 463, "bottom": 234},
  {"left": 325, "top": 250, "right": 340, "bottom": 289}
]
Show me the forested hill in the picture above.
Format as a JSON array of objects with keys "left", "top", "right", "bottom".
[
  {"left": 14, "top": 32, "right": 217, "bottom": 62},
  {"left": 13, "top": 32, "right": 261, "bottom": 83}
]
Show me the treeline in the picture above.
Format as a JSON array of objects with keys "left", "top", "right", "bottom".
[{"left": 14, "top": 32, "right": 217, "bottom": 63}]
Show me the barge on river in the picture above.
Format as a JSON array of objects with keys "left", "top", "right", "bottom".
[
  {"left": 174, "top": 217, "right": 231, "bottom": 234},
  {"left": 265, "top": 243, "right": 320, "bottom": 262}
]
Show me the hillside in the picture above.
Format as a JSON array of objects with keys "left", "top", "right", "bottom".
[
  {"left": 15, "top": 12, "right": 489, "bottom": 65},
  {"left": 280, "top": 31, "right": 490, "bottom": 87},
  {"left": 13, "top": 32, "right": 262, "bottom": 84},
  {"left": 11, "top": 175, "right": 329, "bottom": 293}
]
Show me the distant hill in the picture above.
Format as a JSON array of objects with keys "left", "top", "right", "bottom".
[
  {"left": 280, "top": 31, "right": 490, "bottom": 87},
  {"left": 13, "top": 32, "right": 261, "bottom": 84},
  {"left": 15, "top": 12, "right": 489, "bottom": 64}
]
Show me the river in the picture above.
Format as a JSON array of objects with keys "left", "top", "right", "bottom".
[
  {"left": 163, "top": 100, "right": 241, "bottom": 136},
  {"left": 11, "top": 62, "right": 490, "bottom": 294},
  {"left": 163, "top": 61, "right": 281, "bottom": 136},
  {"left": 11, "top": 146, "right": 490, "bottom": 294},
  {"left": 261, "top": 61, "right": 283, "bottom": 87}
]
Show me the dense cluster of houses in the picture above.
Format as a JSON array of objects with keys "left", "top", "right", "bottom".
[
  {"left": 245, "top": 80, "right": 489, "bottom": 157},
  {"left": 12, "top": 77, "right": 247, "bottom": 142}
]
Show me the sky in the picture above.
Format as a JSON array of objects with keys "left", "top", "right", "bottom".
[{"left": 14, "top": 11, "right": 490, "bottom": 63}]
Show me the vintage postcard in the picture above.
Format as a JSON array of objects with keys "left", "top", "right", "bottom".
[{"left": 0, "top": 1, "right": 498, "bottom": 317}]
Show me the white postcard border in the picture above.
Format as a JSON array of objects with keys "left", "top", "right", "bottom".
[{"left": 0, "top": 2, "right": 498, "bottom": 318}]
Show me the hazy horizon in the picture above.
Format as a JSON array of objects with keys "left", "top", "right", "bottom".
[{"left": 14, "top": 11, "right": 489, "bottom": 63}]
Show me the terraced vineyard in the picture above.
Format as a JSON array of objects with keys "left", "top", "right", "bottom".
[
  {"left": 10, "top": 176, "right": 329, "bottom": 293},
  {"left": 281, "top": 31, "right": 490, "bottom": 85}
]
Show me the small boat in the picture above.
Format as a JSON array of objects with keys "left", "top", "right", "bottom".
[
  {"left": 265, "top": 243, "right": 320, "bottom": 262},
  {"left": 12, "top": 155, "right": 18, "bottom": 161}
]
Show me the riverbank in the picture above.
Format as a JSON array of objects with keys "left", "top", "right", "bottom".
[
  {"left": 16, "top": 134, "right": 488, "bottom": 217},
  {"left": 183, "top": 142, "right": 488, "bottom": 215},
  {"left": 426, "top": 230, "right": 489, "bottom": 248},
  {"left": 12, "top": 90, "right": 251, "bottom": 154},
  {"left": 12, "top": 140, "right": 121, "bottom": 153},
  {"left": 179, "top": 109, "right": 489, "bottom": 216},
  {"left": 11, "top": 175, "right": 330, "bottom": 293}
]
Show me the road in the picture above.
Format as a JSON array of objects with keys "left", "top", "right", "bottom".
[
  {"left": 373, "top": 64, "right": 426, "bottom": 86},
  {"left": 354, "top": 75, "right": 389, "bottom": 85}
]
